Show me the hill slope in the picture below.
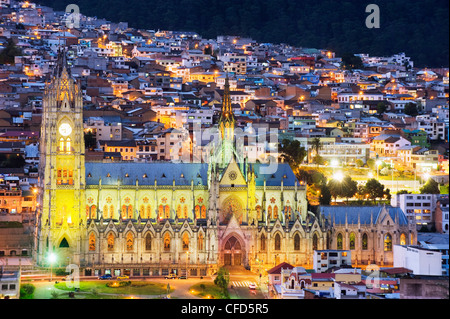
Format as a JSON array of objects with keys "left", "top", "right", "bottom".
[{"left": 38, "top": 0, "right": 449, "bottom": 67}]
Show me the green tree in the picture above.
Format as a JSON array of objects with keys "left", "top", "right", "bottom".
[
  {"left": 420, "top": 178, "right": 440, "bottom": 194},
  {"left": 377, "top": 102, "right": 388, "bottom": 115},
  {"left": 364, "top": 178, "right": 385, "bottom": 203},
  {"left": 84, "top": 131, "right": 97, "bottom": 151},
  {"left": 19, "top": 284, "right": 35, "bottom": 299},
  {"left": 0, "top": 39, "right": 22, "bottom": 65},
  {"left": 341, "top": 53, "right": 364, "bottom": 70},
  {"left": 341, "top": 176, "right": 358, "bottom": 203},
  {"left": 214, "top": 267, "right": 230, "bottom": 291},
  {"left": 355, "top": 159, "right": 364, "bottom": 168},
  {"left": 319, "top": 183, "right": 332, "bottom": 205},
  {"left": 279, "top": 139, "right": 306, "bottom": 169},
  {"left": 404, "top": 102, "right": 419, "bottom": 116}
]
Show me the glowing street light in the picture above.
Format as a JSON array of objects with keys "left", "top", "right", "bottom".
[
  {"left": 333, "top": 171, "right": 344, "bottom": 182},
  {"left": 376, "top": 160, "right": 382, "bottom": 180},
  {"left": 48, "top": 252, "right": 57, "bottom": 282},
  {"left": 423, "top": 172, "right": 430, "bottom": 183},
  {"left": 330, "top": 159, "right": 339, "bottom": 167}
]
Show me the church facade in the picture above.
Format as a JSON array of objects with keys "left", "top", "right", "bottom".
[{"left": 35, "top": 55, "right": 416, "bottom": 278}]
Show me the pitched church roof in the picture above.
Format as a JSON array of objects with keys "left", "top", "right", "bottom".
[
  {"left": 318, "top": 206, "right": 409, "bottom": 226},
  {"left": 85, "top": 162, "right": 208, "bottom": 186}
]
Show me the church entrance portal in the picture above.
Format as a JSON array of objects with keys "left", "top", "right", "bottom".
[{"left": 223, "top": 236, "right": 244, "bottom": 266}]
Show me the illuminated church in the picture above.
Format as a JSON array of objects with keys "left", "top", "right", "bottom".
[{"left": 35, "top": 53, "right": 416, "bottom": 277}]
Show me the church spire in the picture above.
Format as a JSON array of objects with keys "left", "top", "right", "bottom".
[{"left": 218, "top": 74, "right": 235, "bottom": 141}]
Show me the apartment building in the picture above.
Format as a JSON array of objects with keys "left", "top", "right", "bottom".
[
  {"left": 313, "top": 250, "right": 352, "bottom": 273},
  {"left": 390, "top": 193, "right": 438, "bottom": 227}
]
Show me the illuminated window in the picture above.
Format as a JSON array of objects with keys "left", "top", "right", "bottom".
[
  {"left": 198, "top": 233, "right": 204, "bottom": 250},
  {"left": 146, "top": 205, "right": 151, "bottom": 219},
  {"left": 164, "top": 233, "right": 171, "bottom": 251},
  {"left": 89, "top": 233, "right": 96, "bottom": 251},
  {"left": 126, "top": 232, "right": 134, "bottom": 251},
  {"left": 176, "top": 205, "right": 182, "bottom": 218},
  {"left": 201, "top": 205, "right": 206, "bottom": 218},
  {"left": 400, "top": 233, "right": 406, "bottom": 246},
  {"left": 349, "top": 232, "right": 356, "bottom": 250},
  {"left": 273, "top": 205, "right": 278, "bottom": 219},
  {"left": 66, "top": 138, "right": 71, "bottom": 153},
  {"left": 183, "top": 205, "right": 188, "bottom": 219},
  {"left": 182, "top": 232, "right": 189, "bottom": 250},
  {"left": 268, "top": 206, "right": 272, "bottom": 219},
  {"left": 107, "top": 233, "right": 115, "bottom": 251},
  {"left": 59, "top": 138, "right": 64, "bottom": 152},
  {"left": 384, "top": 234, "right": 392, "bottom": 251}
]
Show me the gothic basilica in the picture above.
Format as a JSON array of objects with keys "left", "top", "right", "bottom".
[{"left": 35, "top": 54, "right": 416, "bottom": 278}]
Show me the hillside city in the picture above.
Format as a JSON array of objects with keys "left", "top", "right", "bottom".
[{"left": 0, "top": 0, "right": 448, "bottom": 300}]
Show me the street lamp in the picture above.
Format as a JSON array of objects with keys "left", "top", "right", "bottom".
[
  {"left": 333, "top": 171, "right": 344, "bottom": 182},
  {"left": 48, "top": 252, "right": 57, "bottom": 282},
  {"left": 376, "top": 160, "right": 382, "bottom": 180},
  {"left": 423, "top": 172, "right": 430, "bottom": 184}
]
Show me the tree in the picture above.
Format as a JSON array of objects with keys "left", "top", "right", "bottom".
[
  {"left": 309, "top": 137, "right": 322, "bottom": 158},
  {"left": 20, "top": 284, "right": 35, "bottom": 299},
  {"left": 341, "top": 53, "right": 364, "bottom": 70},
  {"left": 420, "top": 178, "right": 440, "bottom": 194},
  {"left": 279, "top": 139, "right": 306, "bottom": 169},
  {"left": 366, "top": 158, "right": 375, "bottom": 170},
  {"left": 377, "top": 102, "right": 388, "bottom": 115},
  {"left": 364, "top": 178, "right": 385, "bottom": 203},
  {"left": 84, "top": 131, "right": 97, "bottom": 151},
  {"left": 404, "top": 102, "right": 419, "bottom": 116},
  {"left": 355, "top": 159, "right": 364, "bottom": 168},
  {"left": 214, "top": 267, "right": 229, "bottom": 291},
  {"left": 341, "top": 176, "right": 358, "bottom": 203},
  {"left": 0, "top": 39, "right": 22, "bottom": 65},
  {"left": 319, "top": 183, "right": 332, "bottom": 205}
]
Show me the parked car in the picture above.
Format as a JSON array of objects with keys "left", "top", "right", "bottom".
[
  {"left": 98, "top": 274, "right": 112, "bottom": 280},
  {"left": 178, "top": 275, "right": 187, "bottom": 279},
  {"left": 117, "top": 275, "right": 129, "bottom": 280},
  {"left": 165, "top": 274, "right": 177, "bottom": 279},
  {"left": 248, "top": 283, "right": 256, "bottom": 290}
]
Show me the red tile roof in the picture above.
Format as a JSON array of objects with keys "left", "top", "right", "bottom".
[{"left": 267, "top": 262, "right": 294, "bottom": 274}]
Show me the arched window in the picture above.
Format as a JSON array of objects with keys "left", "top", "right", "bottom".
[
  {"left": 362, "top": 233, "right": 368, "bottom": 250},
  {"left": 349, "top": 232, "right": 356, "bottom": 250},
  {"left": 312, "top": 233, "right": 318, "bottom": 251},
  {"left": 146, "top": 205, "right": 152, "bottom": 219},
  {"left": 195, "top": 205, "right": 200, "bottom": 219},
  {"left": 410, "top": 233, "right": 414, "bottom": 245},
  {"left": 107, "top": 233, "right": 115, "bottom": 251},
  {"left": 294, "top": 234, "right": 300, "bottom": 251},
  {"left": 145, "top": 233, "right": 152, "bottom": 251},
  {"left": 121, "top": 205, "right": 127, "bottom": 219},
  {"left": 182, "top": 232, "right": 189, "bottom": 250},
  {"left": 65, "top": 138, "right": 71, "bottom": 153},
  {"left": 164, "top": 205, "right": 170, "bottom": 219},
  {"left": 384, "top": 234, "right": 392, "bottom": 251},
  {"left": 103, "top": 205, "right": 108, "bottom": 218},
  {"left": 140, "top": 205, "right": 145, "bottom": 218},
  {"left": 201, "top": 205, "right": 206, "bottom": 218},
  {"left": 126, "top": 232, "right": 134, "bottom": 251},
  {"left": 274, "top": 233, "right": 281, "bottom": 250},
  {"left": 163, "top": 233, "right": 171, "bottom": 251},
  {"left": 109, "top": 205, "right": 114, "bottom": 219},
  {"left": 183, "top": 205, "right": 188, "bottom": 219},
  {"left": 337, "top": 233, "right": 343, "bottom": 250},
  {"left": 127, "top": 205, "right": 133, "bottom": 219},
  {"left": 273, "top": 205, "right": 278, "bottom": 219},
  {"left": 59, "top": 138, "right": 65, "bottom": 152},
  {"left": 256, "top": 206, "right": 262, "bottom": 219},
  {"left": 198, "top": 233, "right": 204, "bottom": 250},
  {"left": 158, "top": 205, "right": 164, "bottom": 219},
  {"left": 176, "top": 205, "right": 182, "bottom": 218},
  {"left": 90, "top": 205, "right": 97, "bottom": 219},
  {"left": 400, "top": 233, "right": 406, "bottom": 246},
  {"left": 268, "top": 206, "right": 272, "bottom": 219},
  {"left": 89, "top": 233, "right": 96, "bottom": 251},
  {"left": 261, "top": 234, "right": 266, "bottom": 251}
]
